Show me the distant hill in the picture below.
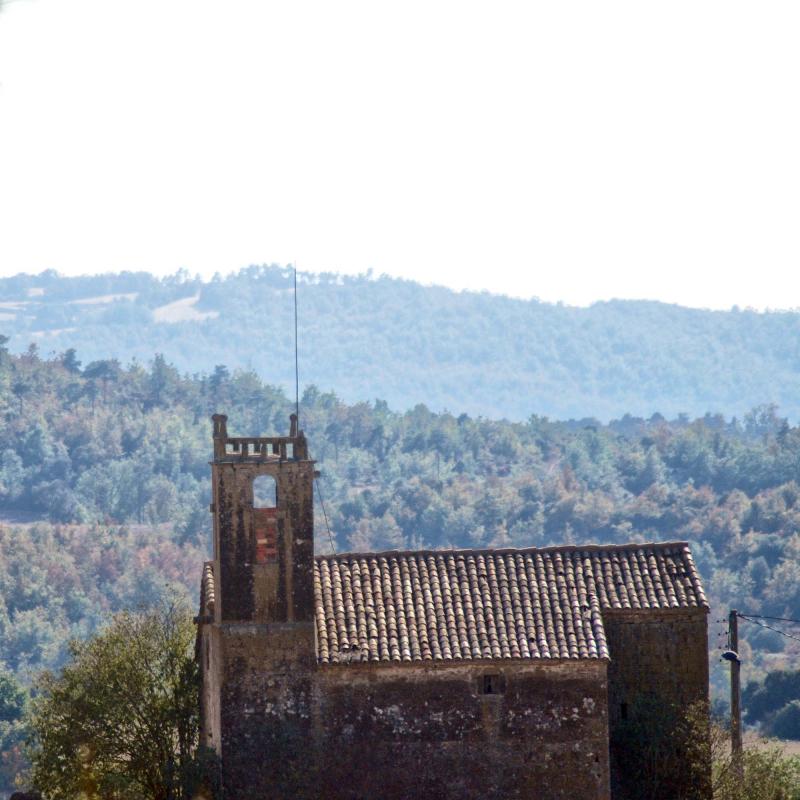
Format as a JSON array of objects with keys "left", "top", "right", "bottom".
[{"left": 2, "top": 266, "right": 800, "bottom": 421}]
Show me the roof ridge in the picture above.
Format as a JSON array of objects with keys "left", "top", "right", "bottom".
[{"left": 315, "top": 539, "right": 690, "bottom": 562}]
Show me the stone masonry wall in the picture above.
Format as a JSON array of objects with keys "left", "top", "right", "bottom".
[
  {"left": 211, "top": 609, "right": 711, "bottom": 800},
  {"left": 218, "top": 621, "right": 317, "bottom": 799},
  {"left": 198, "top": 624, "right": 222, "bottom": 753},
  {"left": 604, "top": 608, "right": 710, "bottom": 800},
  {"left": 215, "top": 618, "right": 610, "bottom": 799},
  {"left": 315, "top": 659, "right": 610, "bottom": 800}
]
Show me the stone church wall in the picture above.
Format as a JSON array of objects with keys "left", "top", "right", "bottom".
[
  {"left": 315, "top": 659, "right": 610, "bottom": 800},
  {"left": 212, "top": 634, "right": 610, "bottom": 800},
  {"left": 604, "top": 608, "right": 710, "bottom": 800}
]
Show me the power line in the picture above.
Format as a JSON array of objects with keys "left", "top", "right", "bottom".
[
  {"left": 738, "top": 613, "right": 800, "bottom": 644},
  {"left": 315, "top": 477, "right": 336, "bottom": 555},
  {"left": 738, "top": 613, "right": 800, "bottom": 625}
]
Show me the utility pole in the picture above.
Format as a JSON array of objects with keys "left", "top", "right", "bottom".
[{"left": 729, "top": 608, "right": 743, "bottom": 773}]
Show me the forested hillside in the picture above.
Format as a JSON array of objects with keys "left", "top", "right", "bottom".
[
  {"left": 3, "top": 266, "right": 800, "bottom": 420},
  {"left": 2, "top": 339, "right": 800, "bottom": 707}
]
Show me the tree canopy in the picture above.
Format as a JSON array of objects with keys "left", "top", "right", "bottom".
[
  {"left": 0, "top": 665, "right": 27, "bottom": 793},
  {"left": 26, "top": 601, "right": 207, "bottom": 800}
]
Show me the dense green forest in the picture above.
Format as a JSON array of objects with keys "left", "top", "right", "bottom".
[
  {"left": 3, "top": 266, "right": 800, "bottom": 421},
  {"left": 2, "top": 343, "right": 800, "bottom": 673},
  {"left": 3, "top": 339, "right": 800, "bottom": 789}
]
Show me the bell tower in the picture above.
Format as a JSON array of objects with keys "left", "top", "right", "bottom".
[
  {"left": 210, "top": 413, "right": 315, "bottom": 623},
  {"left": 201, "top": 413, "right": 318, "bottom": 796}
]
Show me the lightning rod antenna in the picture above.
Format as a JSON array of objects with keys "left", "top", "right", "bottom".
[{"left": 293, "top": 263, "right": 300, "bottom": 427}]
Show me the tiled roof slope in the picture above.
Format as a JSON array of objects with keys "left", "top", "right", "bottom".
[
  {"left": 200, "top": 561, "right": 216, "bottom": 615},
  {"left": 313, "top": 542, "right": 707, "bottom": 665}
]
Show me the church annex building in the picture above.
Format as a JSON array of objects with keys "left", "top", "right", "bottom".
[{"left": 196, "top": 415, "right": 710, "bottom": 799}]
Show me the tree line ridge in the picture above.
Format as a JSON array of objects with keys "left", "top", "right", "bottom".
[{"left": 2, "top": 265, "right": 800, "bottom": 421}]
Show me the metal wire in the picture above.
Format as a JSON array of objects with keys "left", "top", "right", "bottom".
[
  {"left": 738, "top": 613, "right": 800, "bottom": 624},
  {"left": 315, "top": 477, "right": 336, "bottom": 555},
  {"left": 737, "top": 613, "right": 800, "bottom": 644}
]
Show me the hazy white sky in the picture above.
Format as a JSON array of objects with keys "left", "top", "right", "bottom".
[{"left": 0, "top": 0, "right": 798, "bottom": 309}]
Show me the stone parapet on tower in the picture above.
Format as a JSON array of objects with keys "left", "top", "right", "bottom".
[{"left": 212, "top": 412, "right": 308, "bottom": 461}]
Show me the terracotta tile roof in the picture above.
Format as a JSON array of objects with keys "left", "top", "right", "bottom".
[
  {"left": 200, "top": 561, "right": 216, "bottom": 616},
  {"left": 313, "top": 541, "right": 707, "bottom": 665}
]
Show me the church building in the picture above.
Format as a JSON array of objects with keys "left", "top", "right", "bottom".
[{"left": 196, "top": 415, "right": 709, "bottom": 799}]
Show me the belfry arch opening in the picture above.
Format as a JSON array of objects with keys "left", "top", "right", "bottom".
[
  {"left": 252, "top": 474, "right": 279, "bottom": 565},
  {"left": 253, "top": 474, "right": 277, "bottom": 508}
]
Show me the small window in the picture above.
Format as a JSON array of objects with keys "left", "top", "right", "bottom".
[
  {"left": 253, "top": 474, "right": 277, "bottom": 508},
  {"left": 481, "top": 674, "right": 504, "bottom": 695},
  {"left": 620, "top": 702, "right": 628, "bottom": 720}
]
